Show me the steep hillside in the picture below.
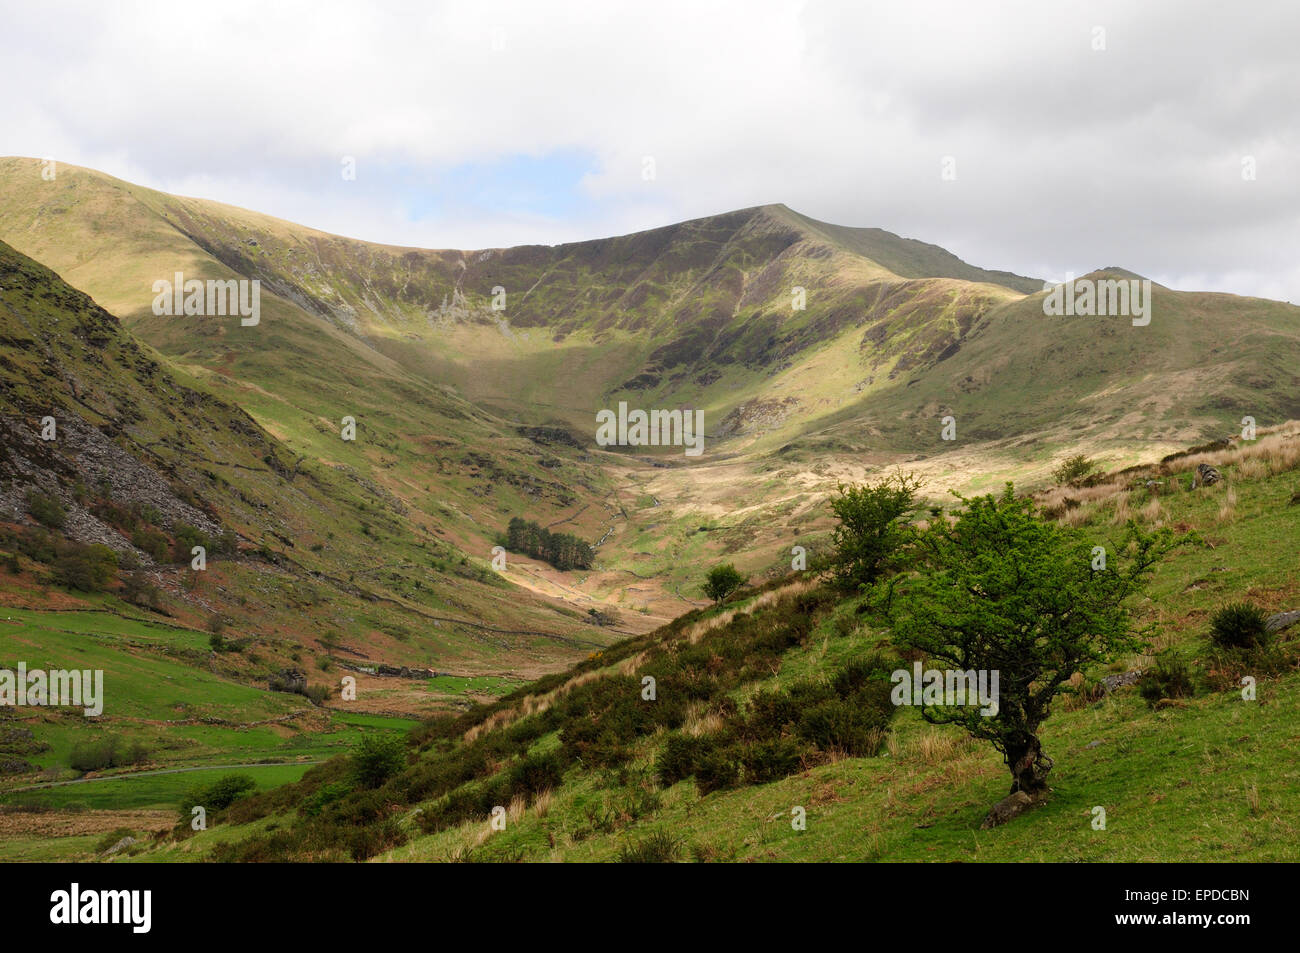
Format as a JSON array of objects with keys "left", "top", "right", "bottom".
[
  {"left": 110, "top": 426, "right": 1300, "bottom": 863},
  {"left": 0, "top": 238, "right": 618, "bottom": 725},
  {"left": 3, "top": 157, "right": 1299, "bottom": 641}
]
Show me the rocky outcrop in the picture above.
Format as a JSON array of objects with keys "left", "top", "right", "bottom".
[{"left": 1191, "top": 463, "right": 1222, "bottom": 488}]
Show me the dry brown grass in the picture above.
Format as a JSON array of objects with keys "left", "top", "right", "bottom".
[
  {"left": 1035, "top": 421, "right": 1300, "bottom": 525},
  {"left": 1139, "top": 496, "right": 1163, "bottom": 525},
  {"left": 1111, "top": 491, "right": 1132, "bottom": 525},
  {"left": 507, "top": 794, "right": 527, "bottom": 826},
  {"left": 683, "top": 701, "right": 726, "bottom": 738},
  {"left": 1217, "top": 485, "right": 1238, "bottom": 524},
  {"left": 892, "top": 726, "right": 978, "bottom": 764}
]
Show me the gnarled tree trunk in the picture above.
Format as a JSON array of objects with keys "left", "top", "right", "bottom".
[{"left": 981, "top": 733, "right": 1053, "bottom": 829}]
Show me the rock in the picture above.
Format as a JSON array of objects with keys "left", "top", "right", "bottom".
[
  {"left": 102, "top": 836, "right": 136, "bottom": 856},
  {"left": 1191, "top": 463, "right": 1222, "bottom": 488},
  {"left": 1084, "top": 740, "right": 1105, "bottom": 750},
  {"left": 268, "top": 669, "right": 307, "bottom": 694},
  {"left": 980, "top": 790, "right": 1046, "bottom": 829},
  {"left": 1265, "top": 610, "right": 1300, "bottom": 633},
  {"left": 1099, "top": 670, "right": 1143, "bottom": 694}
]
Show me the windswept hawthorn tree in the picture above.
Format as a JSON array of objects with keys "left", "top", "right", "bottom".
[
  {"left": 886, "top": 484, "right": 1186, "bottom": 826},
  {"left": 826, "top": 471, "right": 923, "bottom": 591}
]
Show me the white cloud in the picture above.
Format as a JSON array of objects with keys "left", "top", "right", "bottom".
[{"left": 0, "top": 0, "right": 1296, "bottom": 298}]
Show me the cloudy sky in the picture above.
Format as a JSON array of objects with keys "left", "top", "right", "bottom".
[{"left": 2, "top": 0, "right": 1296, "bottom": 300}]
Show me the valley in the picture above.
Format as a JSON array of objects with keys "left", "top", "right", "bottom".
[{"left": 0, "top": 157, "right": 1296, "bottom": 863}]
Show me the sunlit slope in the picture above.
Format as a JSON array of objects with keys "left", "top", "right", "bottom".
[
  {"left": 806, "top": 272, "right": 1300, "bottom": 464},
  {"left": 0, "top": 159, "right": 1035, "bottom": 445},
  {"left": 0, "top": 158, "right": 627, "bottom": 621},
  {"left": 0, "top": 238, "right": 611, "bottom": 677}
]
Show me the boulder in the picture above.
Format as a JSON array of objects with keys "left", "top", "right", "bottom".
[
  {"left": 1099, "top": 670, "right": 1143, "bottom": 694},
  {"left": 1265, "top": 610, "right": 1300, "bottom": 633},
  {"left": 980, "top": 790, "right": 1046, "bottom": 829},
  {"left": 1191, "top": 463, "right": 1222, "bottom": 488},
  {"left": 102, "top": 836, "right": 136, "bottom": 856}
]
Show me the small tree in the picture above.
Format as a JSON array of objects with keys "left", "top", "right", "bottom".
[
  {"left": 887, "top": 485, "right": 1184, "bottom": 825},
  {"left": 350, "top": 733, "right": 406, "bottom": 789},
  {"left": 702, "top": 563, "right": 745, "bottom": 603},
  {"left": 827, "top": 472, "right": 923, "bottom": 591},
  {"left": 1052, "top": 454, "right": 1096, "bottom": 486}
]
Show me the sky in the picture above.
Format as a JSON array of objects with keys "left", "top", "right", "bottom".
[{"left": 1, "top": 0, "right": 1297, "bottom": 301}]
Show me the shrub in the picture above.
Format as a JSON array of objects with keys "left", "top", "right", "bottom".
[
  {"left": 52, "top": 544, "right": 118, "bottom": 592},
  {"left": 693, "top": 748, "right": 740, "bottom": 794},
  {"left": 741, "top": 738, "right": 803, "bottom": 783},
  {"left": 797, "top": 696, "right": 888, "bottom": 755},
  {"left": 1137, "top": 652, "right": 1195, "bottom": 707},
  {"left": 656, "top": 734, "right": 706, "bottom": 787},
  {"left": 350, "top": 733, "right": 407, "bottom": 789},
  {"left": 180, "top": 774, "right": 257, "bottom": 819},
  {"left": 1053, "top": 454, "right": 1097, "bottom": 486},
  {"left": 26, "top": 492, "right": 65, "bottom": 529},
  {"left": 617, "top": 829, "right": 683, "bottom": 863},
  {"left": 300, "top": 780, "right": 352, "bottom": 819},
  {"left": 505, "top": 751, "right": 564, "bottom": 798},
  {"left": 1209, "top": 602, "right": 1271, "bottom": 651},
  {"left": 171, "top": 523, "right": 210, "bottom": 563},
  {"left": 131, "top": 527, "right": 170, "bottom": 563},
  {"left": 69, "top": 736, "right": 149, "bottom": 773},
  {"left": 121, "top": 570, "right": 160, "bottom": 609}
]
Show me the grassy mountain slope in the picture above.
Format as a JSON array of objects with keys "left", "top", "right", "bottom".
[
  {"left": 3, "top": 157, "right": 1299, "bottom": 648},
  {"left": 0, "top": 238, "right": 630, "bottom": 810},
  {"left": 104, "top": 425, "right": 1300, "bottom": 863}
]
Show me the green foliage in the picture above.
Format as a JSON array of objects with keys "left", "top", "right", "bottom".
[
  {"left": 180, "top": 774, "right": 257, "bottom": 816},
  {"left": 52, "top": 543, "right": 118, "bottom": 592},
  {"left": 25, "top": 492, "right": 65, "bottom": 529},
  {"left": 827, "top": 472, "right": 922, "bottom": 591},
  {"left": 350, "top": 733, "right": 407, "bottom": 789},
  {"left": 1209, "top": 602, "right": 1271, "bottom": 651},
  {"left": 702, "top": 562, "right": 744, "bottom": 603},
  {"left": 69, "top": 736, "right": 149, "bottom": 773},
  {"left": 131, "top": 527, "right": 169, "bottom": 563},
  {"left": 1138, "top": 651, "right": 1195, "bottom": 707},
  {"left": 887, "top": 484, "right": 1185, "bottom": 792},
  {"left": 1053, "top": 454, "right": 1097, "bottom": 486},
  {"left": 504, "top": 516, "right": 593, "bottom": 571},
  {"left": 121, "top": 570, "right": 160, "bottom": 609}
]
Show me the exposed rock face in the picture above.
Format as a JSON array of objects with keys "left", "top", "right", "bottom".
[
  {"left": 0, "top": 415, "right": 220, "bottom": 559},
  {"left": 1191, "top": 463, "right": 1222, "bottom": 488}
]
